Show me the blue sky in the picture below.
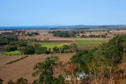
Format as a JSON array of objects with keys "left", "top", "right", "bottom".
[{"left": 0, "top": 0, "right": 126, "bottom": 26}]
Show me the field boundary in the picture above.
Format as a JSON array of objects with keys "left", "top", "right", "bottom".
[{"left": 6, "top": 56, "right": 28, "bottom": 65}]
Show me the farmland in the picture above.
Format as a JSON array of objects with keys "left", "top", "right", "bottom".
[
  {"left": 0, "top": 53, "right": 74, "bottom": 84},
  {"left": 0, "top": 29, "right": 126, "bottom": 84},
  {"left": 75, "top": 40, "right": 106, "bottom": 47},
  {"left": 40, "top": 42, "right": 69, "bottom": 49}
]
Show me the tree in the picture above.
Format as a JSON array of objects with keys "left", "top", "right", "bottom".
[
  {"left": 0, "top": 78, "right": 3, "bottom": 84},
  {"left": 15, "top": 77, "right": 28, "bottom": 84},
  {"left": 56, "top": 74, "right": 65, "bottom": 84},
  {"left": 8, "top": 80, "right": 14, "bottom": 84},
  {"left": 32, "top": 80, "right": 39, "bottom": 84},
  {"left": 32, "top": 56, "right": 59, "bottom": 84},
  {"left": 101, "top": 36, "right": 123, "bottom": 65},
  {"left": 35, "top": 47, "right": 47, "bottom": 54},
  {"left": 62, "top": 45, "right": 72, "bottom": 53},
  {"left": 53, "top": 47, "right": 60, "bottom": 53},
  {"left": 70, "top": 43, "right": 78, "bottom": 52},
  {"left": 21, "top": 45, "right": 35, "bottom": 54},
  {"left": 6, "top": 42, "right": 18, "bottom": 52}
]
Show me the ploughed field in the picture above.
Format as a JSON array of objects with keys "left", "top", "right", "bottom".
[{"left": 0, "top": 53, "right": 74, "bottom": 84}]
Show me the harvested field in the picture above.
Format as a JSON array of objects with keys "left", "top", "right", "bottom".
[{"left": 0, "top": 53, "right": 74, "bottom": 84}]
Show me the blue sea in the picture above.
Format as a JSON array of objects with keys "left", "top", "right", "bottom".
[{"left": 0, "top": 26, "right": 53, "bottom": 30}]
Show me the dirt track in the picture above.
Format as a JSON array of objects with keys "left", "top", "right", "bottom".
[{"left": 0, "top": 53, "right": 74, "bottom": 84}]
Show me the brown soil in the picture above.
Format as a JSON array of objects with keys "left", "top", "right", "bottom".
[{"left": 0, "top": 53, "right": 74, "bottom": 84}]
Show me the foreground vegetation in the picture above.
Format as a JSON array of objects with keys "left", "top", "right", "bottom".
[
  {"left": 1, "top": 31, "right": 126, "bottom": 84},
  {"left": 69, "top": 34, "right": 126, "bottom": 84},
  {"left": 1, "top": 34, "right": 125, "bottom": 84}
]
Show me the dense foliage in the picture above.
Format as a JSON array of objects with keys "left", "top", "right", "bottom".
[
  {"left": 0, "top": 32, "right": 18, "bottom": 45},
  {"left": 16, "top": 31, "right": 39, "bottom": 36},
  {"left": 50, "top": 31, "right": 78, "bottom": 37},
  {"left": 32, "top": 56, "right": 65, "bottom": 84},
  {"left": 81, "top": 34, "right": 107, "bottom": 38},
  {"left": 69, "top": 35, "right": 126, "bottom": 84}
]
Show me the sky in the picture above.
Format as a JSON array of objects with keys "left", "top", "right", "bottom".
[{"left": 0, "top": 0, "right": 126, "bottom": 26}]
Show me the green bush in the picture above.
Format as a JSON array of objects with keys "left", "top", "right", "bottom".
[{"left": 21, "top": 45, "right": 35, "bottom": 54}]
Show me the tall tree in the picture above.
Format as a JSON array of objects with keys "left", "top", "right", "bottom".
[{"left": 32, "top": 56, "right": 58, "bottom": 84}]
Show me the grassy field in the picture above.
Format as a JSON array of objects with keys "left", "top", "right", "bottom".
[
  {"left": 40, "top": 42, "right": 69, "bottom": 49},
  {"left": 75, "top": 40, "right": 107, "bottom": 47},
  {"left": 1, "top": 50, "right": 22, "bottom": 55},
  {"left": 40, "top": 40, "right": 106, "bottom": 50}
]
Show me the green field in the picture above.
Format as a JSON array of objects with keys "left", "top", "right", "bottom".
[
  {"left": 40, "top": 42, "right": 69, "bottom": 49},
  {"left": 2, "top": 50, "right": 22, "bottom": 55},
  {"left": 75, "top": 40, "right": 107, "bottom": 47},
  {"left": 40, "top": 40, "right": 106, "bottom": 49}
]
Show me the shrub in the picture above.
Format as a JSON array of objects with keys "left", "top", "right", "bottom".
[{"left": 21, "top": 45, "right": 35, "bottom": 54}]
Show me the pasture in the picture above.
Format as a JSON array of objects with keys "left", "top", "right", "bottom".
[
  {"left": 40, "top": 42, "right": 69, "bottom": 48},
  {"left": 75, "top": 40, "right": 106, "bottom": 46},
  {"left": 75, "top": 40, "right": 107, "bottom": 49}
]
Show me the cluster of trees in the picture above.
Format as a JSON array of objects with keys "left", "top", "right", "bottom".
[
  {"left": 0, "top": 31, "right": 39, "bottom": 46},
  {"left": 5, "top": 40, "right": 48, "bottom": 54},
  {"left": 5, "top": 39, "right": 78, "bottom": 55},
  {"left": 53, "top": 43, "right": 78, "bottom": 53},
  {"left": 0, "top": 32, "right": 18, "bottom": 45},
  {"left": 32, "top": 56, "right": 65, "bottom": 84},
  {"left": 81, "top": 34, "right": 107, "bottom": 38},
  {"left": 21, "top": 43, "right": 78, "bottom": 54},
  {"left": 15, "top": 31, "right": 39, "bottom": 36},
  {"left": 50, "top": 31, "right": 79, "bottom": 37},
  {"left": 0, "top": 31, "right": 39, "bottom": 45},
  {"left": 67, "top": 35, "right": 126, "bottom": 84},
  {"left": 50, "top": 31, "right": 108, "bottom": 38}
]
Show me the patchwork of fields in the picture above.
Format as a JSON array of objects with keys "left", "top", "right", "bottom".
[
  {"left": 0, "top": 30, "right": 110, "bottom": 84},
  {"left": 1, "top": 40, "right": 107, "bottom": 55},
  {"left": 41, "top": 40, "right": 106, "bottom": 48}
]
